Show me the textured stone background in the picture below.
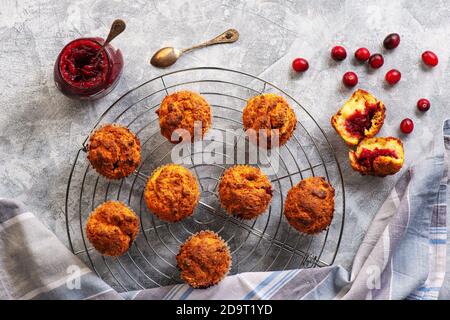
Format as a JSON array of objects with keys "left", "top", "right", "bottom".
[{"left": 1, "top": 0, "right": 449, "bottom": 297}]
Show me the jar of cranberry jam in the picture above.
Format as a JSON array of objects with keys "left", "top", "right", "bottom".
[{"left": 54, "top": 37, "right": 123, "bottom": 100}]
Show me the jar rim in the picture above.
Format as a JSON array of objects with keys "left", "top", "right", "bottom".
[{"left": 56, "top": 37, "right": 112, "bottom": 92}]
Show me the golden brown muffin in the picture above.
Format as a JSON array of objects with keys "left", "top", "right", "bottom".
[
  {"left": 349, "top": 137, "right": 404, "bottom": 176},
  {"left": 242, "top": 93, "right": 297, "bottom": 148},
  {"left": 86, "top": 201, "right": 139, "bottom": 257},
  {"left": 218, "top": 165, "right": 273, "bottom": 219},
  {"left": 144, "top": 164, "right": 200, "bottom": 222},
  {"left": 176, "top": 230, "right": 231, "bottom": 288},
  {"left": 284, "top": 177, "right": 335, "bottom": 234},
  {"left": 156, "top": 91, "right": 212, "bottom": 143},
  {"left": 87, "top": 124, "right": 141, "bottom": 179},
  {"left": 331, "top": 89, "right": 385, "bottom": 146}
]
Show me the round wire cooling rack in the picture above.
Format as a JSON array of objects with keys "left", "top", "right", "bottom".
[{"left": 65, "top": 67, "right": 346, "bottom": 292}]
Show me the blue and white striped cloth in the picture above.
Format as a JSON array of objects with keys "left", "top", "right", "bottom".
[{"left": 0, "top": 120, "right": 448, "bottom": 300}]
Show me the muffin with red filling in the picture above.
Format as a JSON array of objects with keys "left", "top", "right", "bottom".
[
  {"left": 331, "top": 89, "right": 385, "bottom": 146},
  {"left": 349, "top": 137, "right": 404, "bottom": 176}
]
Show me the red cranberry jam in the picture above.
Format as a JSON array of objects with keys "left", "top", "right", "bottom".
[
  {"left": 60, "top": 39, "right": 107, "bottom": 88},
  {"left": 358, "top": 148, "right": 398, "bottom": 168},
  {"left": 344, "top": 102, "right": 379, "bottom": 138},
  {"left": 54, "top": 38, "right": 123, "bottom": 100}
]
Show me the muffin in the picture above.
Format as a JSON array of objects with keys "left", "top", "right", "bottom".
[
  {"left": 349, "top": 137, "right": 404, "bottom": 176},
  {"left": 242, "top": 93, "right": 297, "bottom": 148},
  {"left": 284, "top": 177, "right": 335, "bottom": 234},
  {"left": 86, "top": 201, "right": 139, "bottom": 257},
  {"left": 144, "top": 164, "right": 200, "bottom": 222},
  {"left": 156, "top": 91, "right": 212, "bottom": 143},
  {"left": 331, "top": 89, "right": 385, "bottom": 146},
  {"left": 218, "top": 165, "right": 272, "bottom": 219},
  {"left": 176, "top": 230, "right": 231, "bottom": 288},
  {"left": 87, "top": 124, "right": 141, "bottom": 179}
]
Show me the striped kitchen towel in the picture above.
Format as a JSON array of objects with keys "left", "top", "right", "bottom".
[
  {"left": 0, "top": 199, "right": 121, "bottom": 300},
  {"left": 0, "top": 120, "right": 448, "bottom": 300}
]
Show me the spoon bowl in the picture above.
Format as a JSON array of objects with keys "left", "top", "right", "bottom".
[{"left": 150, "top": 47, "right": 182, "bottom": 68}]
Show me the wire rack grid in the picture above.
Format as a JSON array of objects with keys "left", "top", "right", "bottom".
[{"left": 65, "top": 67, "right": 345, "bottom": 292}]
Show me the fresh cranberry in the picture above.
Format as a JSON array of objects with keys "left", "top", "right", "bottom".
[
  {"left": 292, "top": 58, "right": 309, "bottom": 72},
  {"left": 355, "top": 48, "right": 370, "bottom": 62},
  {"left": 422, "top": 51, "right": 438, "bottom": 67},
  {"left": 400, "top": 118, "right": 414, "bottom": 134},
  {"left": 368, "top": 54, "right": 384, "bottom": 69},
  {"left": 331, "top": 46, "right": 347, "bottom": 61},
  {"left": 385, "top": 69, "right": 401, "bottom": 85},
  {"left": 383, "top": 33, "right": 400, "bottom": 50},
  {"left": 342, "top": 71, "right": 358, "bottom": 87},
  {"left": 417, "top": 98, "right": 430, "bottom": 112}
]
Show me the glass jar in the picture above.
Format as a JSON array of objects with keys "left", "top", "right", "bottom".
[{"left": 54, "top": 37, "right": 123, "bottom": 100}]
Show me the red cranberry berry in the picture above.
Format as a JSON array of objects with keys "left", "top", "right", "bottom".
[
  {"left": 385, "top": 69, "right": 401, "bottom": 85},
  {"left": 292, "top": 58, "right": 309, "bottom": 72},
  {"left": 383, "top": 33, "right": 400, "bottom": 50},
  {"left": 368, "top": 53, "right": 384, "bottom": 69},
  {"left": 331, "top": 46, "right": 347, "bottom": 61},
  {"left": 355, "top": 48, "right": 370, "bottom": 62},
  {"left": 400, "top": 118, "right": 414, "bottom": 134},
  {"left": 342, "top": 71, "right": 358, "bottom": 87},
  {"left": 422, "top": 51, "right": 438, "bottom": 67},
  {"left": 417, "top": 98, "right": 430, "bottom": 112}
]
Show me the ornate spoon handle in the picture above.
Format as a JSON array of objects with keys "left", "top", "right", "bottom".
[
  {"left": 181, "top": 29, "right": 239, "bottom": 53},
  {"left": 104, "top": 19, "right": 126, "bottom": 45},
  {"left": 94, "top": 19, "right": 126, "bottom": 59}
]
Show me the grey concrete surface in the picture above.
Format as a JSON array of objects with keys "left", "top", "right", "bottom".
[{"left": 0, "top": 0, "right": 449, "bottom": 297}]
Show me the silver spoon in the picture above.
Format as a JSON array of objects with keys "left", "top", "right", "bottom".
[{"left": 150, "top": 29, "right": 239, "bottom": 68}]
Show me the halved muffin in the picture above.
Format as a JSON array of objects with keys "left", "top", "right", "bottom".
[
  {"left": 331, "top": 89, "right": 385, "bottom": 146},
  {"left": 349, "top": 137, "right": 404, "bottom": 176}
]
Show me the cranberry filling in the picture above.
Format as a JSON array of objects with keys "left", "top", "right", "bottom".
[
  {"left": 345, "top": 102, "right": 379, "bottom": 138},
  {"left": 357, "top": 147, "right": 398, "bottom": 168},
  {"left": 59, "top": 39, "right": 108, "bottom": 89}
]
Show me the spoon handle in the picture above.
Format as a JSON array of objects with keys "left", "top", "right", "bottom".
[
  {"left": 181, "top": 29, "right": 239, "bottom": 53},
  {"left": 104, "top": 19, "right": 126, "bottom": 46},
  {"left": 94, "top": 19, "right": 126, "bottom": 59}
]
